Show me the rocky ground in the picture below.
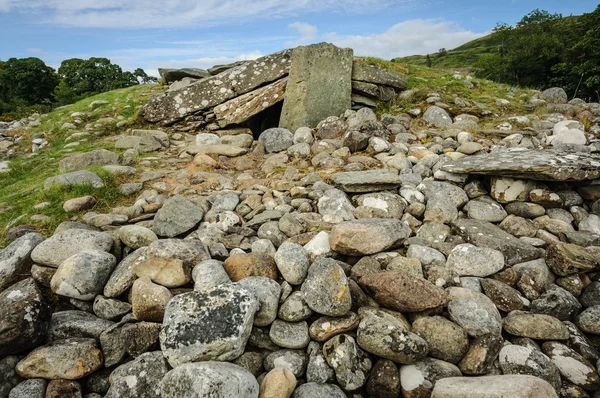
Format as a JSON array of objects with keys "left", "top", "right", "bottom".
[{"left": 2, "top": 50, "right": 600, "bottom": 398}]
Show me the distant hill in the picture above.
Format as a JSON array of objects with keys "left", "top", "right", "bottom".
[{"left": 392, "top": 33, "right": 503, "bottom": 69}]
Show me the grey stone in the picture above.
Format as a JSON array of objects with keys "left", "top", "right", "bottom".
[
  {"left": 8, "top": 379, "right": 46, "bottom": 398},
  {"left": 301, "top": 257, "right": 351, "bottom": 316},
  {"left": 192, "top": 259, "right": 231, "bottom": 291},
  {"left": 31, "top": 228, "right": 113, "bottom": 268},
  {"left": 0, "top": 232, "right": 45, "bottom": 291},
  {"left": 541, "top": 87, "right": 568, "bottom": 104},
  {"left": 104, "top": 351, "right": 169, "bottom": 398},
  {"left": 159, "top": 283, "right": 258, "bottom": 367},
  {"left": 448, "top": 290, "right": 502, "bottom": 337},
  {"left": 280, "top": 43, "right": 353, "bottom": 132},
  {"left": 446, "top": 243, "right": 505, "bottom": 277},
  {"left": 160, "top": 362, "right": 259, "bottom": 397},
  {"left": 291, "top": 383, "right": 346, "bottom": 398},
  {"left": 269, "top": 320, "right": 310, "bottom": 349},
  {"left": 503, "top": 312, "right": 569, "bottom": 340},
  {"left": 464, "top": 197, "right": 507, "bottom": 222},
  {"left": 115, "top": 135, "right": 162, "bottom": 153},
  {"left": 543, "top": 341, "right": 599, "bottom": 391},
  {"left": 44, "top": 170, "right": 105, "bottom": 189},
  {"left": 331, "top": 170, "right": 401, "bottom": 193},
  {"left": 451, "top": 218, "right": 542, "bottom": 265},
  {"left": 0, "top": 356, "right": 21, "bottom": 398},
  {"left": 530, "top": 285, "right": 581, "bottom": 320},
  {"left": 441, "top": 150, "right": 600, "bottom": 181},
  {"left": 93, "top": 296, "right": 131, "bottom": 321},
  {"left": 423, "top": 106, "right": 452, "bottom": 128},
  {"left": 576, "top": 305, "right": 600, "bottom": 334},
  {"left": 104, "top": 248, "right": 148, "bottom": 298},
  {"left": 159, "top": 68, "right": 210, "bottom": 83},
  {"left": 499, "top": 344, "right": 561, "bottom": 391},
  {"left": 258, "top": 128, "right": 294, "bottom": 153},
  {"left": 153, "top": 195, "right": 205, "bottom": 237},
  {"left": 264, "top": 350, "right": 307, "bottom": 377},
  {"left": 143, "top": 50, "right": 291, "bottom": 125},
  {"left": 323, "top": 334, "right": 371, "bottom": 391},
  {"left": 238, "top": 277, "right": 281, "bottom": 327},
  {"left": 0, "top": 278, "right": 50, "bottom": 357},
  {"left": 279, "top": 291, "right": 313, "bottom": 322},
  {"left": 330, "top": 218, "right": 410, "bottom": 256},
  {"left": 50, "top": 250, "right": 116, "bottom": 301},
  {"left": 351, "top": 62, "right": 406, "bottom": 90},
  {"left": 47, "top": 310, "right": 113, "bottom": 341},
  {"left": 275, "top": 242, "right": 310, "bottom": 285},
  {"left": 59, "top": 149, "right": 121, "bottom": 172},
  {"left": 317, "top": 188, "right": 355, "bottom": 221},
  {"left": 399, "top": 358, "right": 462, "bottom": 398},
  {"left": 431, "top": 375, "right": 558, "bottom": 398}
]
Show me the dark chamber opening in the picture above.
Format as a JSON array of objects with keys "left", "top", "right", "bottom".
[{"left": 240, "top": 102, "right": 283, "bottom": 139}]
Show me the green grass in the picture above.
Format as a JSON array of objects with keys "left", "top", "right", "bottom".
[{"left": 0, "top": 84, "right": 165, "bottom": 247}]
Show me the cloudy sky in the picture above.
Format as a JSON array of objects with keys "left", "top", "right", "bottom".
[{"left": 0, "top": 0, "right": 596, "bottom": 76}]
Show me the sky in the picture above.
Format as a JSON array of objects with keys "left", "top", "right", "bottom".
[{"left": 0, "top": 0, "right": 597, "bottom": 77}]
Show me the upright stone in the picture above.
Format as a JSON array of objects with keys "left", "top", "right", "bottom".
[{"left": 280, "top": 43, "right": 353, "bottom": 132}]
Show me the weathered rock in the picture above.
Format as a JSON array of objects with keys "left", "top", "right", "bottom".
[
  {"left": 412, "top": 316, "right": 469, "bottom": 364},
  {"left": 541, "top": 87, "right": 568, "bottom": 104},
  {"left": 400, "top": 358, "right": 462, "bottom": 398},
  {"left": 309, "top": 312, "right": 360, "bottom": 342},
  {"left": 103, "top": 248, "right": 148, "bottom": 298},
  {"left": 63, "top": 196, "right": 97, "bottom": 212},
  {"left": 153, "top": 195, "right": 205, "bottom": 237},
  {"left": 451, "top": 219, "right": 542, "bottom": 265},
  {"left": 160, "top": 362, "right": 259, "bottom": 397},
  {"left": 144, "top": 50, "right": 292, "bottom": 125},
  {"left": 330, "top": 218, "right": 410, "bottom": 255},
  {"left": 431, "top": 375, "right": 558, "bottom": 397},
  {"left": 0, "top": 232, "right": 45, "bottom": 291},
  {"left": 104, "top": 351, "right": 169, "bottom": 398},
  {"left": 331, "top": 170, "right": 401, "bottom": 193},
  {"left": 357, "top": 314, "right": 428, "bottom": 364},
  {"left": 301, "top": 257, "right": 351, "bottom": 316},
  {"left": 503, "top": 312, "right": 569, "bottom": 340},
  {"left": 192, "top": 259, "right": 231, "bottom": 291},
  {"left": 366, "top": 359, "right": 401, "bottom": 398},
  {"left": 131, "top": 276, "right": 172, "bottom": 322},
  {"left": 115, "top": 135, "right": 162, "bottom": 153},
  {"left": 237, "top": 277, "right": 281, "bottom": 327},
  {"left": 223, "top": 252, "right": 278, "bottom": 282},
  {"left": 31, "top": 229, "right": 113, "bottom": 268},
  {"left": 423, "top": 106, "right": 452, "bottom": 128},
  {"left": 446, "top": 243, "right": 505, "bottom": 277},
  {"left": 215, "top": 78, "right": 287, "bottom": 127},
  {"left": 275, "top": 242, "right": 310, "bottom": 285},
  {"left": 44, "top": 380, "right": 82, "bottom": 398},
  {"left": 499, "top": 344, "right": 561, "bottom": 391},
  {"left": 323, "top": 334, "right": 372, "bottom": 391},
  {"left": 360, "top": 272, "right": 447, "bottom": 312},
  {"left": 258, "top": 128, "right": 294, "bottom": 153},
  {"left": 270, "top": 320, "right": 310, "bottom": 349},
  {"left": 44, "top": 170, "right": 105, "bottom": 189},
  {"left": 15, "top": 338, "right": 102, "bottom": 380},
  {"left": 0, "top": 278, "right": 50, "bottom": 357},
  {"left": 59, "top": 149, "right": 121, "bottom": 172},
  {"left": 441, "top": 150, "right": 600, "bottom": 181},
  {"left": 118, "top": 225, "right": 157, "bottom": 249},
  {"left": 543, "top": 342, "right": 600, "bottom": 391},
  {"left": 280, "top": 43, "right": 353, "bottom": 132},
  {"left": 545, "top": 243, "right": 598, "bottom": 276},
  {"left": 8, "top": 379, "right": 46, "bottom": 398},
  {"left": 447, "top": 290, "right": 502, "bottom": 337},
  {"left": 159, "top": 284, "right": 258, "bottom": 367},
  {"left": 291, "top": 382, "right": 346, "bottom": 398},
  {"left": 159, "top": 68, "right": 210, "bottom": 83},
  {"left": 47, "top": 310, "right": 113, "bottom": 341},
  {"left": 352, "top": 62, "right": 407, "bottom": 90},
  {"left": 134, "top": 257, "right": 190, "bottom": 288},
  {"left": 50, "top": 250, "right": 116, "bottom": 300}
]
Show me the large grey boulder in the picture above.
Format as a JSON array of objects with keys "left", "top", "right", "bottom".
[
  {"left": 160, "top": 362, "right": 259, "bottom": 398},
  {"left": 0, "top": 278, "right": 50, "bottom": 357},
  {"left": 143, "top": 50, "right": 292, "bottom": 125},
  {"left": 330, "top": 218, "right": 410, "bottom": 255},
  {"left": 58, "top": 148, "right": 121, "bottom": 172},
  {"left": 153, "top": 195, "right": 205, "bottom": 237},
  {"left": 44, "top": 170, "right": 105, "bottom": 189},
  {"left": 31, "top": 229, "right": 113, "bottom": 268},
  {"left": 159, "top": 283, "right": 259, "bottom": 367},
  {"left": 441, "top": 149, "right": 600, "bottom": 181},
  {"left": 258, "top": 128, "right": 294, "bottom": 153},
  {"left": 540, "top": 87, "right": 568, "bottom": 104},
  {"left": 423, "top": 106, "right": 452, "bottom": 128},
  {"left": 279, "top": 43, "right": 353, "bottom": 132},
  {"left": 159, "top": 68, "right": 210, "bottom": 84},
  {"left": 0, "top": 232, "right": 45, "bottom": 291}
]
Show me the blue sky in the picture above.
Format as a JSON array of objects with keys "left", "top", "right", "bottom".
[{"left": 0, "top": 0, "right": 596, "bottom": 76}]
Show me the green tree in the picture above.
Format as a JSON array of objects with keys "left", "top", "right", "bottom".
[
  {"left": 0, "top": 57, "right": 58, "bottom": 105},
  {"left": 133, "top": 68, "right": 158, "bottom": 84},
  {"left": 425, "top": 54, "right": 432, "bottom": 68}
]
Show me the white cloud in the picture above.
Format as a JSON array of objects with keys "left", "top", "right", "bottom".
[
  {"left": 287, "top": 22, "right": 318, "bottom": 46},
  {"left": 327, "top": 19, "right": 487, "bottom": 59},
  {"left": 1, "top": 0, "right": 414, "bottom": 29}
]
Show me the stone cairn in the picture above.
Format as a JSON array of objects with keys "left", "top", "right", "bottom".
[{"left": 2, "top": 42, "right": 600, "bottom": 398}]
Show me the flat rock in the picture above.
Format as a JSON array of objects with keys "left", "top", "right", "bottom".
[
  {"left": 503, "top": 312, "right": 569, "bottom": 340},
  {"left": 545, "top": 243, "right": 598, "bottom": 276},
  {"left": 331, "top": 170, "right": 401, "bottom": 193},
  {"left": 59, "top": 148, "right": 121, "bottom": 172},
  {"left": 104, "top": 351, "right": 169, "bottom": 398},
  {"left": 159, "top": 67, "right": 210, "bottom": 83},
  {"left": 446, "top": 244, "right": 505, "bottom": 277},
  {"left": 189, "top": 144, "right": 247, "bottom": 157},
  {"left": 352, "top": 61, "right": 407, "bottom": 90},
  {"left": 143, "top": 50, "right": 292, "bottom": 125},
  {"left": 31, "top": 229, "right": 113, "bottom": 268},
  {"left": 153, "top": 195, "right": 205, "bottom": 237},
  {"left": 360, "top": 272, "right": 447, "bottom": 312},
  {"left": 330, "top": 218, "right": 410, "bottom": 255},
  {"left": 15, "top": 337, "right": 102, "bottom": 380},
  {"left": 44, "top": 170, "right": 104, "bottom": 189},
  {"left": 431, "top": 375, "right": 558, "bottom": 398},
  {"left": 441, "top": 150, "right": 600, "bottom": 181},
  {"left": 160, "top": 362, "right": 259, "bottom": 398},
  {"left": 159, "top": 283, "right": 258, "bottom": 367},
  {"left": 301, "top": 257, "right": 351, "bottom": 316},
  {"left": 451, "top": 218, "right": 542, "bottom": 265}
]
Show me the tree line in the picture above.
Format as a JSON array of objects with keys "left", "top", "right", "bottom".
[
  {"left": 477, "top": 6, "right": 600, "bottom": 101},
  {"left": 0, "top": 57, "right": 157, "bottom": 120}
]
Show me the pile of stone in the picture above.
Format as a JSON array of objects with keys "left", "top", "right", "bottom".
[{"left": 143, "top": 43, "right": 407, "bottom": 132}]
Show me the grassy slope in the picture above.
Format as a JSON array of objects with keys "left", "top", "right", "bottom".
[
  {"left": 0, "top": 84, "right": 163, "bottom": 244},
  {"left": 391, "top": 33, "right": 502, "bottom": 68}
]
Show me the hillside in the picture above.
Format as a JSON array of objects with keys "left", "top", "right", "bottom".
[{"left": 392, "top": 33, "right": 502, "bottom": 69}]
